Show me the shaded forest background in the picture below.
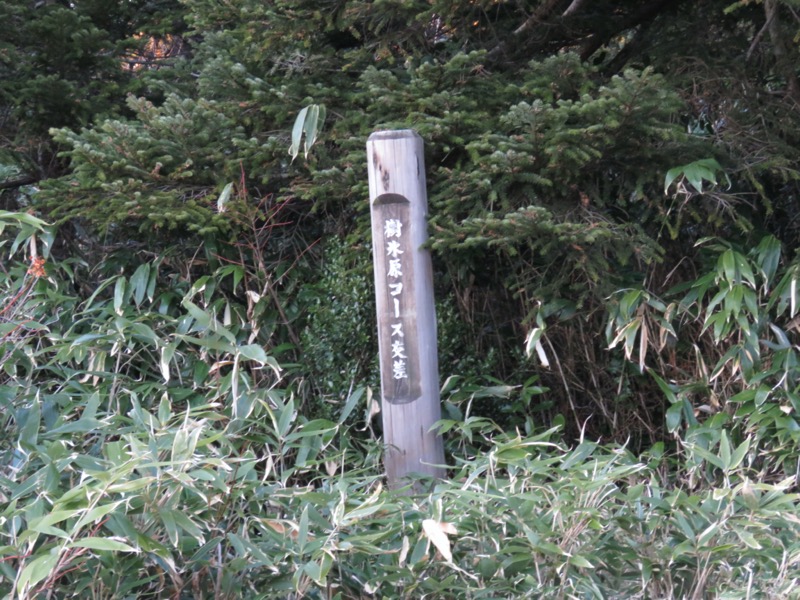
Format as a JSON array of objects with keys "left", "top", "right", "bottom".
[{"left": 2, "top": 0, "right": 800, "bottom": 597}]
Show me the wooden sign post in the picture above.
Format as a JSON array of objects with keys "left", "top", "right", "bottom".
[{"left": 367, "top": 130, "right": 445, "bottom": 487}]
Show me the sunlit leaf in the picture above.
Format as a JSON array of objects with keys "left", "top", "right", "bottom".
[{"left": 422, "top": 519, "right": 457, "bottom": 563}]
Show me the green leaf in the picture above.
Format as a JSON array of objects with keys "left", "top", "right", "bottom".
[
  {"left": 170, "top": 510, "right": 205, "bottom": 543},
  {"left": 113, "top": 276, "right": 127, "bottom": 315},
  {"left": 288, "top": 104, "right": 326, "bottom": 161},
  {"left": 298, "top": 505, "right": 309, "bottom": 552},
  {"left": 130, "top": 264, "right": 150, "bottom": 307},
  {"left": 569, "top": 554, "right": 594, "bottom": 569},
  {"left": 68, "top": 537, "right": 137, "bottom": 552},
  {"left": 755, "top": 235, "right": 781, "bottom": 286},
  {"left": 158, "top": 508, "right": 179, "bottom": 546},
  {"left": 650, "top": 371, "right": 678, "bottom": 404},
  {"left": 277, "top": 397, "right": 296, "bottom": 438},
  {"left": 720, "top": 249, "right": 737, "bottom": 284},
  {"left": 0, "top": 210, "right": 49, "bottom": 230},
  {"left": 17, "top": 552, "right": 59, "bottom": 597},
  {"left": 697, "top": 522, "right": 719, "bottom": 547},
  {"left": 302, "top": 104, "right": 326, "bottom": 159},
  {"left": 664, "top": 158, "right": 727, "bottom": 194},
  {"left": 238, "top": 344, "right": 268, "bottom": 364},
  {"left": 19, "top": 394, "right": 41, "bottom": 449},
  {"left": 339, "top": 386, "right": 364, "bottom": 424},
  {"left": 180, "top": 300, "right": 236, "bottom": 344},
  {"left": 734, "top": 529, "right": 761, "bottom": 550},
  {"left": 666, "top": 402, "right": 683, "bottom": 433},
  {"left": 158, "top": 393, "right": 172, "bottom": 425},
  {"left": 735, "top": 252, "right": 756, "bottom": 288},
  {"left": 729, "top": 438, "right": 750, "bottom": 470},
  {"left": 30, "top": 509, "right": 80, "bottom": 533},
  {"left": 664, "top": 165, "right": 683, "bottom": 194},
  {"left": 719, "top": 430, "right": 732, "bottom": 470},
  {"left": 289, "top": 106, "right": 309, "bottom": 161},
  {"left": 690, "top": 444, "right": 725, "bottom": 470}
]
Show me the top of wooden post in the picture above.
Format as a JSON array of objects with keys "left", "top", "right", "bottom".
[{"left": 367, "top": 129, "right": 421, "bottom": 142}]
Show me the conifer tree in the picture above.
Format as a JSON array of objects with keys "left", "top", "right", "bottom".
[
  {"left": 0, "top": 0, "right": 186, "bottom": 207},
  {"left": 15, "top": 0, "right": 800, "bottom": 437}
]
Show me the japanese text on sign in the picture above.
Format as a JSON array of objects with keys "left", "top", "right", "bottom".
[
  {"left": 372, "top": 193, "right": 421, "bottom": 404},
  {"left": 385, "top": 218, "right": 407, "bottom": 381}
]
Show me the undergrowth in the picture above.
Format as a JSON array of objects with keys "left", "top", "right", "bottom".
[{"left": 2, "top": 213, "right": 800, "bottom": 599}]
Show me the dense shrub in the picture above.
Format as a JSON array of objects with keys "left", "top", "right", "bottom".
[{"left": 3, "top": 215, "right": 800, "bottom": 599}]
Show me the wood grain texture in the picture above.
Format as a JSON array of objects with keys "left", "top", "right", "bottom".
[{"left": 367, "top": 130, "right": 446, "bottom": 487}]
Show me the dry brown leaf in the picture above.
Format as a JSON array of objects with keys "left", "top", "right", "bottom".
[
  {"left": 422, "top": 519, "right": 458, "bottom": 563},
  {"left": 399, "top": 535, "right": 410, "bottom": 567}
]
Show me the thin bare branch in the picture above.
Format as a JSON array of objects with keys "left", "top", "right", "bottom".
[
  {"left": 0, "top": 175, "right": 37, "bottom": 191},
  {"left": 563, "top": 0, "right": 588, "bottom": 17}
]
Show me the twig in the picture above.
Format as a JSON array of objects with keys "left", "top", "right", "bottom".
[
  {"left": 563, "top": 0, "right": 588, "bottom": 16},
  {"left": 746, "top": 9, "right": 775, "bottom": 62}
]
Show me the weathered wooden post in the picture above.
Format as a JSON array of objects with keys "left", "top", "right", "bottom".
[{"left": 367, "top": 130, "right": 446, "bottom": 486}]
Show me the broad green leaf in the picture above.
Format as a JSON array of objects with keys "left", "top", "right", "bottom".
[
  {"left": 339, "top": 386, "right": 364, "bottom": 424},
  {"left": 0, "top": 209, "right": 48, "bottom": 229},
  {"left": 19, "top": 394, "right": 41, "bottom": 449},
  {"left": 720, "top": 249, "right": 737, "bottom": 284},
  {"left": 298, "top": 505, "right": 309, "bottom": 552},
  {"left": 158, "top": 508, "right": 179, "bottom": 546},
  {"left": 734, "top": 529, "right": 761, "bottom": 550},
  {"left": 408, "top": 534, "right": 430, "bottom": 566},
  {"left": 288, "top": 104, "right": 326, "bottom": 161},
  {"left": 569, "top": 554, "right": 594, "bottom": 569},
  {"left": 70, "top": 333, "right": 108, "bottom": 346},
  {"left": 113, "top": 276, "right": 126, "bottom": 315},
  {"left": 666, "top": 402, "right": 683, "bottom": 433},
  {"left": 182, "top": 298, "right": 211, "bottom": 329},
  {"left": 697, "top": 523, "right": 720, "bottom": 547},
  {"left": 302, "top": 104, "right": 326, "bottom": 158},
  {"left": 664, "top": 158, "right": 727, "bottom": 194},
  {"left": 30, "top": 508, "right": 78, "bottom": 532},
  {"left": 690, "top": 444, "right": 725, "bottom": 470},
  {"left": 234, "top": 391, "right": 255, "bottom": 420},
  {"left": 289, "top": 106, "right": 309, "bottom": 161},
  {"left": 734, "top": 252, "right": 756, "bottom": 288},
  {"left": 170, "top": 510, "right": 205, "bottom": 543},
  {"left": 158, "top": 393, "right": 171, "bottom": 424},
  {"left": 69, "top": 537, "right": 137, "bottom": 552},
  {"left": 664, "top": 165, "right": 683, "bottom": 194},
  {"left": 729, "top": 438, "right": 750, "bottom": 470},
  {"left": 719, "top": 430, "right": 732, "bottom": 470},
  {"left": 146, "top": 261, "right": 158, "bottom": 302},
  {"left": 181, "top": 300, "right": 236, "bottom": 343},
  {"left": 650, "top": 371, "right": 678, "bottom": 404},
  {"left": 106, "top": 478, "right": 153, "bottom": 494},
  {"left": 277, "top": 397, "right": 296, "bottom": 438},
  {"left": 754, "top": 235, "right": 781, "bottom": 286},
  {"left": 238, "top": 344, "right": 268, "bottom": 364},
  {"left": 17, "top": 552, "right": 59, "bottom": 597},
  {"left": 44, "top": 418, "right": 104, "bottom": 436},
  {"left": 130, "top": 264, "right": 150, "bottom": 307},
  {"left": 285, "top": 419, "right": 337, "bottom": 441},
  {"left": 562, "top": 441, "right": 596, "bottom": 469}
]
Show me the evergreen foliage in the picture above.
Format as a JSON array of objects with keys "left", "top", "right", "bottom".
[
  {"left": 43, "top": 94, "right": 250, "bottom": 235},
  {"left": 3, "top": 2, "right": 800, "bottom": 594},
  {"left": 10, "top": 0, "right": 798, "bottom": 437}
]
